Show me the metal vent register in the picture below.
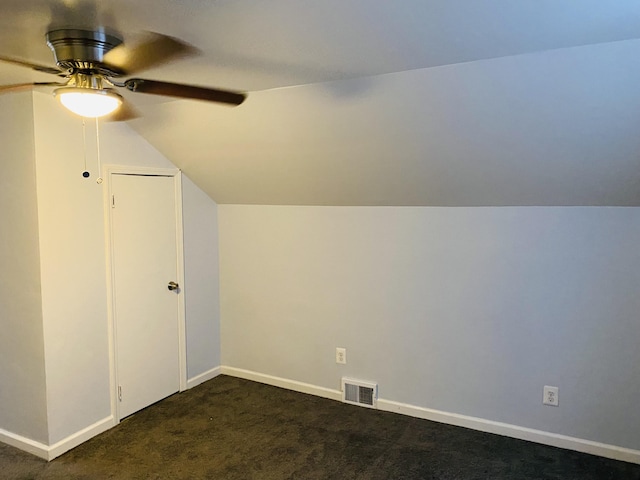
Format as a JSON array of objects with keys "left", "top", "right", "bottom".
[{"left": 342, "top": 378, "right": 378, "bottom": 408}]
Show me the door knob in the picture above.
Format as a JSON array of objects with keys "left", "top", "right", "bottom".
[{"left": 167, "top": 281, "right": 179, "bottom": 291}]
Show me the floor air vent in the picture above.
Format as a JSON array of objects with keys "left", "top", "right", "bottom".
[{"left": 342, "top": 378, "right": 378, "bottom": 408}]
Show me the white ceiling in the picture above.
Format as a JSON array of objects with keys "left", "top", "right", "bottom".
[{"left": 3, "top": 1, "right": 640, "bottom": 205}]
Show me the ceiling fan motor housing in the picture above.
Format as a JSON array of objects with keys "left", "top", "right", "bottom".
[{"left": 45, "top": 29, "right": 123, "bottom": 75}]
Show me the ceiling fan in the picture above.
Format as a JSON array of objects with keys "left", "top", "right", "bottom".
[{"left": 0, "top": 28, "right": 246, "bottom": 120}]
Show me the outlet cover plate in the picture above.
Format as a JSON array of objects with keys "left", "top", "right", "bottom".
[
  {"left": 543, "top": 385, "right": 559, "bottom": 406},
  {"left": 336, "top": 347, "right": 346, "bottom": 364}
]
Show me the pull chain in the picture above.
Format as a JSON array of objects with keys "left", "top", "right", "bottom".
[
  {"left": 95, "top": 117, "right": 103, "bottom": 184},
  {"left": 82, "top": 118, "right": 90, "bottom": 178}
]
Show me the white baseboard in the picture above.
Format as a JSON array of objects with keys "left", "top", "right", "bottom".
[
  {"left": 0, "top": 416, "right": 115, "bottom": 461},
  {"left": 378, "top": 399, "right": 640, "bottom": 465},
  {"left": 221, "top": 366, "right": 640, "bottom": 465},
  {"left": 187, "top": 366, "right": 222, "bottom": 389},
  {"left": 221, "top": 366, "right": 342, "bottom": 402},
  {"left": 0, "top": 428, "right": 49, "bottom": 460},
  {"left": 5, "top": 370, "right": 638, "bottom": 465},
  {"left": 47, "top": 416, "right": 115, "bottom": 460}
]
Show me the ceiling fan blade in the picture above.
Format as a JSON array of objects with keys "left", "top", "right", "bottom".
[
  {"left": 0, "top": 82, "right": 65, "bottom": 93},
  {"left": 0, "top": 56, "right": 62, "bottom": 75},
  {"left": 104, "top": 100, "right": 140, "bottom": 122},
  {"left": 124, "top": 78, "right": 246, "bottom": 106},
  {"left": 102, "top": 32, "right": 198, "bottom": 75}
]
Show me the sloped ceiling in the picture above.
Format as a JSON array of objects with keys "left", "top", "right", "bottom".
[{"left": 2, "top": 1, "right": 640, "bottom": 205}]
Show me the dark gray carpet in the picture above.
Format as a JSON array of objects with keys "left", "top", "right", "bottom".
[{"left": 1, "top": 375, "right": 639, "bottom": 479}]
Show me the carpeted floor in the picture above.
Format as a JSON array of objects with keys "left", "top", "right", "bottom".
[{"left": 1, "top": 375, "right": 639, "bottom": 479}]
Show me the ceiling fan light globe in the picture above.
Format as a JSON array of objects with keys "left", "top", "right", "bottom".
[{"left": 55, "top": 87, "right": 122, "bottom": 118}]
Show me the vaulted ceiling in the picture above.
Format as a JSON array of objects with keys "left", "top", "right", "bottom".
[{"left": 3, "top": 1, "right": 640, "bottom": 205}]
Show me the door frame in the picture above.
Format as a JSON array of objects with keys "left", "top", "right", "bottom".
[{"left": 103, "top": 165, "right": 187, "bottom": 423}]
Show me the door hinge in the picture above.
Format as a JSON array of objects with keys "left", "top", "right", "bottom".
[
  {"left": 118, "top": 385, "right": 122, "bottom": 402},
  {"left": 111, "top": 194, "right": 116, "bottom": 208}
]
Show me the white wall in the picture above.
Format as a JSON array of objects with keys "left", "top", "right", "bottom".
[
  {"left": 31, "top": 92, "right": 220, "bottom": 445},
  {"left": 182, "top": 175, "right": 221, "bottom": 377},
  {"left": 33, "top": 93, "right": 112, "bottom": 445},
  {"left": 219, "top": 205, "right": 640, "bottom": 451},
  {"left": 0, "top": 93, "right": 48, "bottom": 443}
]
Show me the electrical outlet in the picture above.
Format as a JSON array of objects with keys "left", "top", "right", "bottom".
[
  {"left": 336, "top": 347, "right": 346, "bottom": 364},
  {"left": 543, "top": 386, "right": 559, "bottom": 406}
]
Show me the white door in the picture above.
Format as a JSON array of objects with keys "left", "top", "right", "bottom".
[{"left": 111, "top": 173, "right": 181, "bottom": 419}]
